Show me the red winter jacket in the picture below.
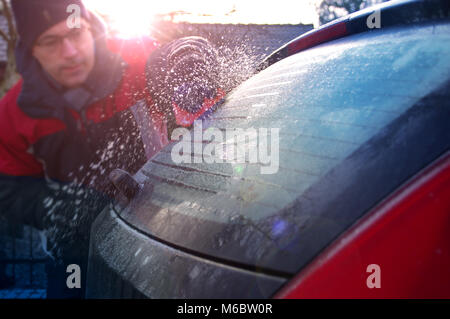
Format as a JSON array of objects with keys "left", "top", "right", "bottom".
[
  {"left": 0, "top": 34, "right": 224, "bottom": 232},
  {"left": 1, "top": 36, "right": 165, "bottom": 177}
]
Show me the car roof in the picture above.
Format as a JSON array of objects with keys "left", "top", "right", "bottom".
[{"left": 258, "top": 0, "right": 450, "bottom": 71}]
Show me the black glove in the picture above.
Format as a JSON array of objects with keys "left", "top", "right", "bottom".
[{"left": 146, "top": 36, "right": 220, "bottom": 116}]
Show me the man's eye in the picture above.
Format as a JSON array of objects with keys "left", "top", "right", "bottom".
[{"left": 42, "top": 40, "right": 59, "bottom": 47}]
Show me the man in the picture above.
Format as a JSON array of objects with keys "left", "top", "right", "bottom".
[{"left": 0, "top": 0, "right": 224, "bottom": 298}]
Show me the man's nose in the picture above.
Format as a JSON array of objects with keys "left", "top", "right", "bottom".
[{"left": 60, "top": 38, "right": 79, "bottom": 58}]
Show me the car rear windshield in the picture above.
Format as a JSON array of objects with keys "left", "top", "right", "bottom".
[{"left": 122, "top": 22, "right": 450, "bottom": 276}]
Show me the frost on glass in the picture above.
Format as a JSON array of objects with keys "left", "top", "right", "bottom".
[{"left": 134, "top": 23, "right": 450, "bottom": 228}]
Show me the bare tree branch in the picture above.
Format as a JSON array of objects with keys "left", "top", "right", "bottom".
[
  {"left": 0, "top": 0, "right": 19, "bottom": 96},
  {"left": 1, "top": 0, "right": 16, "bottom": 44},
  {"left": 0, "top": 27, "right": 9, "bottom": 42},
  {"left": 317, "top": 0, "right": 388, "bottom": 25}
]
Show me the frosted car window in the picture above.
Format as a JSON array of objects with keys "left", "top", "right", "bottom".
[
  {"left": 135, "top": 23, "right": 450, "bottom": 221},
  {"left": 121, "top": 22, "right": 450, "bottom": 274}
]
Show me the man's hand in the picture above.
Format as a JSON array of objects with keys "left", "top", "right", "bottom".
[{"left": 146, "top": 36, "right": 222, "bottom": 126}]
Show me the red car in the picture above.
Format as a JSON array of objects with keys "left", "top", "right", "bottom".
[{"left": 86, "top": 0, "right": 450, "bottom": 299}]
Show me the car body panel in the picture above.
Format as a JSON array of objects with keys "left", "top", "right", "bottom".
[
  {"left": 276, "top": 152, "right": 450, "bottom": 298},
  {"left": 86, "top": 208, "right": 286, "bottom": 298}
]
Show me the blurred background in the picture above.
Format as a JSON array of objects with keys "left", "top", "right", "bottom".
[{"left": 0, "top": 0, "right": 388, "bottom": 96}]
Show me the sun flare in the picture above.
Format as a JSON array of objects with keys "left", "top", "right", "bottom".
[
  {"left": 84, "top": 0, "right": 319, "bottom": 38},
  {"left": 85, "top": 0, "right": 161, "bottom": 38}
]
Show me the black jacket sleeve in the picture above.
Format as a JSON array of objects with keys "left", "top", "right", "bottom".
[
  {"left": 0, "top": 174, "right": 55, "bottom": 230},
  {"left": 0, "top": 173, "right": 109, "bottom": 259}
]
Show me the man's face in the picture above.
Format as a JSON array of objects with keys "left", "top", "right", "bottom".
[{"left": 32, "top": 18, "right": 95, "bottom": 88}]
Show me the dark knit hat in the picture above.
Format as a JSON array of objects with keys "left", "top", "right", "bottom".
[{"left": 11, "top": 0, "right": 89, "bottom": 48}]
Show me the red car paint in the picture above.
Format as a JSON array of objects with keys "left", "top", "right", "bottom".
[{"left": 277, "top": 152, "right": 450, "bottom": 299}]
